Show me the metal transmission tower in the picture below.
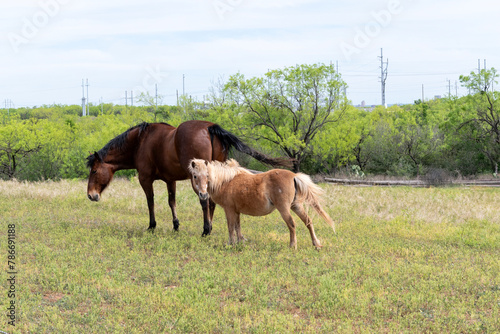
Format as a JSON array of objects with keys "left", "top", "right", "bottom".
[
  {"left": 81, "top": 79, "right": 90, "bottom": 116},
  {"left": 124, "top": 91, "right": 133, "bottom": 107},
  {"left": 379, "top": 48, "right": 388, "bottom": 107},
  {"left": 4, "top": 99, "right": 14, "bottom": 115}
]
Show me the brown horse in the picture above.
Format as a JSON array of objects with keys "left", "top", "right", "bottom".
[
  {"left": 86, "top": 120, "right": 291, "bottom": 236},
  {"left": 188, "top": 158, "right": 335, "bottom": 248}
]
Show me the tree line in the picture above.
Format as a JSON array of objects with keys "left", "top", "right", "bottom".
[{"left": 1, "top": 63, "right": 498, "bottom": 181}]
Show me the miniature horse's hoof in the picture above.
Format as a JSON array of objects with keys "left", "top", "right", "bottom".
[{"left": 147, "top": 227, "right": 155, "bottom": 233}]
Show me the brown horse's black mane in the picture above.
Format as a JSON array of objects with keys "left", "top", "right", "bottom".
[
  {"left": 208, "top": 124, "right": 295, "bottom": 169},
  {"left": 86, "top": 122, "right": 170, "bottom": 168}
]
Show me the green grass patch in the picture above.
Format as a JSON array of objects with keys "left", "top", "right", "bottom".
[{"left": 1, "top": 179, "right": 499, "bottom": 333}]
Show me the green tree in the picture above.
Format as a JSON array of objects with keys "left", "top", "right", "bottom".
[
  {"left": 0, "top": 118, "right": 43, "bottom": 179},
  {"left": 136, "top": 92, "right": 171, "bottom": 122},
  {"left": 393, "top": 105, "right": 445, "bottom": 176},
  {"left": 308, "top": 106, "right": 372, "bottom": 173},
  {"left": 362, "top": 112, "right": 401, "bottom": 175},
  {"left": 459, "top": 68, "right": 500, "bottom": 175},
  {"left": 213, "top": 63, "right": 349, "bottom": 171},
  {"left": 178, "top": 95, "right": 210, "bottom": 121}
]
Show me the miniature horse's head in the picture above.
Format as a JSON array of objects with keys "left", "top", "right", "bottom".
[
  {"left": 188, "top": 159, "right": 210, "bottom": 201},
  {"left": 86, "top": 152, "right": 115, "bottom": 202}
]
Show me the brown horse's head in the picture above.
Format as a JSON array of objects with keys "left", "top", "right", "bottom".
[
  {"left": 86, "top": 152, "right": 114, "bottom": 202},
  {"left": 188, "top": 159, "right": 210, "bottom": 201}
]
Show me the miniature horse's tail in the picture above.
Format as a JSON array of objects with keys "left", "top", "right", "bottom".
[
  {"left": 208, "top": 124, "right": 294, "bottom": 169},
  {"left": 293, "top": 173, "right": 336, "bottom": 233}
]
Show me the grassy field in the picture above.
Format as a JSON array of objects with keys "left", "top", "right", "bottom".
[{"left": 1, "top": 178, "right": 499, "bottom": 333}]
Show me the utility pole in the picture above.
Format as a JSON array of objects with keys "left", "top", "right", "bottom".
[
  {"left": 484, "top": 59, "right": 488, "bottom": 90},
  {"left": 125, "top": 91, "right": 128, "bottom": 107},
  {"left": 478, "top": 59, "right": 488, "bottom": 90},
  {"left": 182, "top": 74, "right": 185, "bottom": 96},
  {"left": 86, "top": 79, "right": 89, "bottom": 116},
  {"left": 155, "top": 83, "right": 158, "bottom": 114},
  {"left": 379, "top": 48, "right": 388, "bottom": 107},
  {"left": 421, "top": 84, "right": 424, "bottom": 102},
  {"left": 81, "top": 79, "right": 86, "bottom": 116}
]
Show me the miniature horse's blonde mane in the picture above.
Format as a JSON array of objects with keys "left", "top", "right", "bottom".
[{"left": 189, "top": 159, "right": 252, "bottom": 194}]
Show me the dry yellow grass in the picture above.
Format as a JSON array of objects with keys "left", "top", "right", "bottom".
[{"left": 325, "top": 185, "right": 500, "bottom": 225}]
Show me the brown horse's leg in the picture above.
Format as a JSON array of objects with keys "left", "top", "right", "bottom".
[
  {"left": 200, "top": 198, "right": 212, "bottom": 236},
  {"left": 292, "top": 203, "right": 322, "bottom": 248},
  {"left": 209, "top": 198, "right": 216, "bottom": 223},
  {"left": 139, "top": 177, "right": 156, "bottom": 231},
  {"left": 166, "top": 181, "right": 180, "bottom": 231},
  {"left": 277, "top": 208, "right": 298, "bottom": 249},
  {"left": 189, "top": 176, "right": 212, "bottom": 236}
]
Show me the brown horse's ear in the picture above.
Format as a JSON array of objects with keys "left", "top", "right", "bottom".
[{"left": 94, "top": 151, "right": 102, "bottom": 162}]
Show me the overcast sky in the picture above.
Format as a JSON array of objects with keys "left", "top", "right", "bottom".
[{"left": 1, "top": 0, "right": 498, "bottom": 108}]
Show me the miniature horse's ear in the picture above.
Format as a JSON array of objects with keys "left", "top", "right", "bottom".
[
  {"left": 205, "top": 160, "right": 208, "bottom": 166},
  {"left": 94, "top": 151, "right": 102, "bottom": 163},
  {"left": 191, "top": 160, "right": 196, "bottom": 169}
]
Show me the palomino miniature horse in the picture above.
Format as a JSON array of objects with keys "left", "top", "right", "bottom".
[
  {"left": 188, "top": 159, "right": 335, "bottom": 249},
  {"left": 86, "top": 120, "right": 291, "bottom": 236}
]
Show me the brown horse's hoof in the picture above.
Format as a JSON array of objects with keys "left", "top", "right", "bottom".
[
  {"left": 173, "top": 219, "right": 180, "bottom": 231},
  {"left": 201, "top": 223, "right": 212, "bottom": 237}
]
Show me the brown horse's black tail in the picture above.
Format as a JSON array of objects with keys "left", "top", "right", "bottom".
[{"left": 208, "top": 124, "right": 293, "bottom": 169}]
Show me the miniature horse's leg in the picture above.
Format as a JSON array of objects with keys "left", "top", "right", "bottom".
[
  {"left": 234, "top": 213, "right": 246, "bottom": 242},
  {"left": 223, "top": 208, "right": 238, "bottom": 245},
  {"left": 276, "top": 207, "right": 298, "bottom": 249},
  {"left": 292, "top": 203, "right": 322, "bottom": 248},
  {"left": 200, "top": 197, "right": 212, "bottom": 236},
  {"left": 139, "top": 177, "right": 156, "bottom": 232},
  {"left": 166, "top": 181, "right": 180, "bottom": 231}
]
